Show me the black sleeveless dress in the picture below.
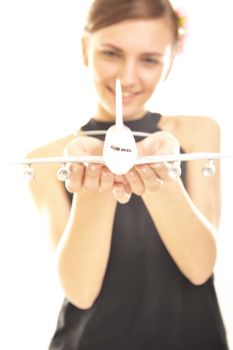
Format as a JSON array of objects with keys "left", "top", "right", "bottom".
[{"left": 49, "top": 112, "right": 229, "bottom": 350}]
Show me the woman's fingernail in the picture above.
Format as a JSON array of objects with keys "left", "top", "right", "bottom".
[
  {"left": 102, "top": 169, "right": 111, "bottom": 177},
  {"left": 152, "top": 163, "right": 161, "bottom": 169},
  {"left": 71, "top": 164, "right": 81, "bottom": 173},
  {"left": 89, "top": 165, "right": 99, "bottom": 172},
  {"left": 128, "top": 171, "right": 135, "bottom": 177},
  {"left": 139, "top": 166, "right": 149, "bottom": 173},
  {"left": 113, "top": 184, "right": 124, "bottom": 194}
]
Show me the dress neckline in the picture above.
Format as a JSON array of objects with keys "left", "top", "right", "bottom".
[{"left": 85, "top": 112, "right": 161, "bottom": 132}]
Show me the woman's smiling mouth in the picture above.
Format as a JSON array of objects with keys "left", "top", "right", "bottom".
[{"left": 107, "top": 86, "right": 141, "bottom": 103}]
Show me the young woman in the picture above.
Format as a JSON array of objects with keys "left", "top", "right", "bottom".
[{"left": 27, "top": 0, "right": 229, "bottom": 348}]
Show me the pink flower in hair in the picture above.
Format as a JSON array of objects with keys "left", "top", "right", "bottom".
[{"left": 176, "top": 9, "right": 188, "bottom": 53}]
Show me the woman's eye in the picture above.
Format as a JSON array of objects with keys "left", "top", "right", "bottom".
[
  {"left": 142, "top": 57, "right": 159, "bottom": 65},
  {"left": 102, "top": 50, "right": 119, "bottom": 58}
]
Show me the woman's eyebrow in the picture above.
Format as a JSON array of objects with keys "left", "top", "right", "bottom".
[
  {"left": 99, "top": 43, "right": 164, "bottom": 57},
  {"left": 99, "top": 44, "right": 123, "bottom": 52}
]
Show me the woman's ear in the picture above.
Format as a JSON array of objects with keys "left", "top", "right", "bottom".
[{"left": 81, "top": 35, "right": 89, "bottom": 67}]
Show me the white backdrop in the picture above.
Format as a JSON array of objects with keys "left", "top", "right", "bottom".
[{"left": 0, "top": 1, "right": 232, "bottom": 349}]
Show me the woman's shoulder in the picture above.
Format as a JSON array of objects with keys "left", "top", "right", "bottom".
[
  {"left": 26, "top": 133, "right": 75, "bottom": 159},
  {"left": 158, "top": 115, "right": 220, "bottom": 152}
]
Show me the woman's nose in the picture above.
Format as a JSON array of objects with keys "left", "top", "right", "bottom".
[{"left": 118, "top": 60, "right": 138, "bottom": 87}]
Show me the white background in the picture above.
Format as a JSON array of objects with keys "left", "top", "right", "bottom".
[{"left": 0, "top": 1, "right": 233, "bottom": 349}]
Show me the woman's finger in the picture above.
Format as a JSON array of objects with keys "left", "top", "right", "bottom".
[
  {"left": 125, "top": 169, "right": 145, "bottom": 195},
  {"left": 83, "top": 164, "right": 102, "bottom": 191},
  {"left": 112, "top": 182, "right": 132, "bottom": 204},
  {"left": 65, "top": 163, "right": 85, "bottom": 193},
  {"left": 100, "top": 167, "right": 114, "bottom": 192},
  {"left": 135, "top": 165, "right": 164, "bottom": 191},
  {"left": 150, "top": 161, "right": 181, "bottom": 181}
]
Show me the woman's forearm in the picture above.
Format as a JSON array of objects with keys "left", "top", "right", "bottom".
[
  {"left": 142, "top": 179, "right": 217, "bottom": 285},
  {"left": 55, "top": 191, "right": 117, "bottom": 309}
]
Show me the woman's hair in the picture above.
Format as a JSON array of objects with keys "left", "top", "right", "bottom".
[{"left": 84, "top": 0, "right": 184, "bottom": 45}]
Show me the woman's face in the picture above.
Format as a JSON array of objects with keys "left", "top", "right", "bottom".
[{"left": 83, "top": 18, "right": 175, "bottom": 121}]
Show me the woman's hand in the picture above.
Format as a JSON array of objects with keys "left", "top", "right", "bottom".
[
  {"left": 64, "top": 136, "right": 105, "bottom": 192},
  {"left": 64, "top": 136, "right": 132, "bottom": 204},
  {"left": 64, "top": 131, "right": 180, "bottom": 202},
  {"left": 124, "top": 131, "right": 180, "bottom": 195}
]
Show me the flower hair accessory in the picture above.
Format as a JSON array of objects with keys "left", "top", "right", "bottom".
[{"left": 176, "top": 10, "right": 188, "bottom": 52}]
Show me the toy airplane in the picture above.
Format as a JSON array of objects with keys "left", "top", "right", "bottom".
[{"left": 1, "top": 79, "right": 233, "bottom": 181}]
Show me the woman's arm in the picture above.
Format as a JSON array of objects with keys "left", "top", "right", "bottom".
[
  {"left": 142, "top": 178, "right": 217, "bottom": 285},
  {"left": 26, "top": 139, "right": 72, "bottom": 250},
  {"left": 56, "top": 190, "right": 117, "bottom": 309},
  {"left": 125, "top": 117, "right": 220, "bottom": 285},
  {"left": 27, "top": 136, "right": 127, "bottom": 309}
]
